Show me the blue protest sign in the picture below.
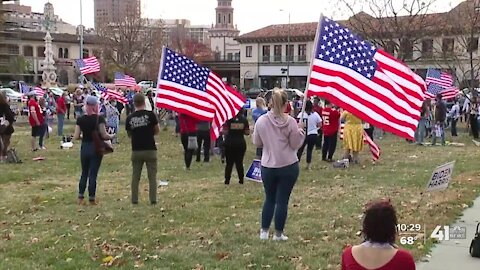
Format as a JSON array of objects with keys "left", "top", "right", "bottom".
[
  {"left": 244, "top": 99, "right": 251, "bottom": 109},
  {"left": 245, "top": 159, "right": 262, "bottom": 182}
]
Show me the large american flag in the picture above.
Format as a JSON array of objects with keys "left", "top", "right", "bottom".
[
  {"left": 114, "top": 72, "right": 136, "bottom": 87},
  {"left": 92, "top": 82, "right": 128, "bottom": 104},
  {"left": 425, "top": 68, "right": 453, "bottom": 88},
  {"left": 307, "top": 17, "right": 426, "bottom": 140},
  {"left": 75, "top": 56, "right": 101, "bottom": 75},
  {"left": 156, "top": 48, "right": 245, "bottom": 139}
]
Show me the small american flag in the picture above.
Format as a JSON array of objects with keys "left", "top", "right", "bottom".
[
  {"left": 339, "top": 123, "right": 381, "bottom": 161},
  {"left": 306, "top": 17, "right": 426, "bottom": 140},
  {"left": 425, "top": 84, "right": 460, "bottom": 100},
  {"left": 20, "top": 83, "right": 30, "bottom": 94},
  {"left": 92, "top": 82, "right": 128, "bottom": 104},
  {"left": 114, "top": 72, "right": 136, "bottom": 87},
  {"left": 156, "top": 47, "right": 245, "bottom": 140},
  {"left": 75, "top": 56, "right": 101, "bottom": 75},
  {"left": 425, "top": 68, "right": 453, "bottom": 88},
  {"left": 34, "top": 87, "right": 45, "bottom": 97}
]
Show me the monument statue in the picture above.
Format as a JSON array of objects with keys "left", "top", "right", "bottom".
[{"left": 41, "top": 1, "right": 57, "bottom": 88}]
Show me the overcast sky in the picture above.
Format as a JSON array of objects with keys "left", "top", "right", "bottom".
[{"left": 20, "top": 0, "right": 465, "bottom": 34}]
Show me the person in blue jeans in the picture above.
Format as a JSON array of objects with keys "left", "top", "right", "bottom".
[
  {"left": 415, "top": 100, "right": 430, "bottom": 145},
  {"left": 251, "top": 97, "right": 268, "bottom": 158},
  {"left": 252, "top": 89, "right": 305, "bottom": 241},
  {"left": 74, "top": 96, "right": 114, "bottom": 205}
]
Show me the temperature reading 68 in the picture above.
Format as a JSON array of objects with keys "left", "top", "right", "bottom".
[{"left": 400, "top": 236, "right": 417, "bottom": 245}]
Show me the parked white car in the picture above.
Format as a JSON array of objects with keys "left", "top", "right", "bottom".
[
  {"left": 0, "top": 87, "right": 23, "bottom": 102},
  {"left": 138, "top": 81, "right": 154, "bottom": 90}
]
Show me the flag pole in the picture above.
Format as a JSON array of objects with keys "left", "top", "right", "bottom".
[
  {"left": 155, "top": 46, "right": 167, "bottom": 113},
  {"left": 300, "top": 14, "right": 324, "bottom": 117}
]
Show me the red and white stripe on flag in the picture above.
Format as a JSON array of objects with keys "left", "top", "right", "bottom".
[
  {"left": 210, "top": 83, "right": 246, "bottom": 140},
  {"left": 106, "top": 89, "right": 128, "bottom": 104},
  {"left": 307, "top": 17, "right": 426, "bottom": 141},
  {"left": 339, "top": 123, "right": 380, "bottom": 161},
  {"left": 34, "top": 87, "right": 45, "bottom": 97},
  {"left": 424, "top": 86, "right": 460, "bottom": 100}
]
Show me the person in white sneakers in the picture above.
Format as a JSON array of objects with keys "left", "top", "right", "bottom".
[{"left": 252, "top": 89, "right": 305, "bottom": 241}]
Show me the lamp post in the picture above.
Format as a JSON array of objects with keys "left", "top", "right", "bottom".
[
  {"left": 280, "top": 9, "right": 291, "bottom": 89},
  {"left": 79, "top": 0, "right": 84, "bottom": 59}
]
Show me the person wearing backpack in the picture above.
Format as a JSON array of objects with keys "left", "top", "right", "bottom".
[
  {"left": 74, "top": 96, "right": 114, "bottom": 205},
  {"left": 0, "top": 92, "right": 15, "bottom": 163}
]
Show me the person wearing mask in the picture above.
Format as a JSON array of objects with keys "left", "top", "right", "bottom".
[
  {"left": 415, "top": 100, "right": 430, "bottom": 145},
  {"left": 0, "top": 92, "right": 15, "bottom": 162},
  {"left": 179, "top": 113, "right": 198, "bottom": 170},
  {"left": 252, "top": 97, "right": 268, "bottom": 158},
  {"left": 126, "top": 93, "right": 160, "bottom": 205},
  {"left": 470, "top": 96, "right": 479, "bottom": 140},
  {"left": 341, "top": 199, "right": 415, "bottom": 270},
  {"left": 56, "top": 92, "right": 67, "bottom": 136},
  {"left": 73, "top": 89, "right": 85, "bottom": 119},
  {"left": 223, "top": 109, "right": 249, "bottom": 185},
  {"left": 449, "top": 98, "right": 460, "bottom": 138},
  {"left": 252, "top": 89, "right": 305, "bottom": 241},
  {"left": 105, "top": 99, "right": 120, "bottom": 144},
  {"left": 341, "top": 110, "right": 363, "bottom": 164},
  {"left": 312, "top": 97, "right": 323, "bottom": 150},
  {"left": 321, "top": 100, "right": 341, "bottom": 162},
  {"left": 432, "top": 93, "right": 447, "bottom": 146},
  {"left": 196, "top": 121, "right": 211, "bottom": 163},
  {"left": 296, "top": 100, "right": 322, "bottom": 170},
  {"left": 27, "top": 93, "right": 45, "bottom": 151},
  {"left": 74, "top": 96, "right": 114, "bottom": 205}
]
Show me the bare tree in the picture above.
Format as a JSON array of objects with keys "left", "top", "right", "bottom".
[
  {"left": 337, "top": 0, "right": 439, "bottom": 61},
  {"left": 97, "top": 14, "right": 164, "bottom": 80},
  {"left": 430, "top": 1, "right": 480, "bottom": 96}
]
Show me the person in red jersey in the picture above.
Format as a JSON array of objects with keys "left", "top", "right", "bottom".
[
  {"left": 320, "top": 100, "right": 340, "bottom": 162},
  {"left": 341, "top": 199, "right": 415, "bottom": 270},
  {"left": 27, "top": 93, "right": 45, "bottom": 151}
]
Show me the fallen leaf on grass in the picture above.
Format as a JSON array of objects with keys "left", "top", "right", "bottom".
[
  {"left": 193, "top": 264, "right": 204, "bottom": 270},
  {"left": 215, "top": 252, "right": 230, "bottom": 261},
  {"left": 243, "top": 253, "right": 251, "bottom": 257},
  {"left": 102, "top": 256, "right": 114, "bottom": 263},
  {"left": 66, "top": 258, "right": 72, "bottom": 262}
]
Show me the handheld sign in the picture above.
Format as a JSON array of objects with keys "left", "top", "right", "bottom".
[
  {"left": 244, "top": 99, "right": 251, "bottom": 109},
  {"left": 426, "top": 161, "right": 455, "bottom": 192},
  {"left": 245, "top": 159, "right": 262, "bottom": 183}
]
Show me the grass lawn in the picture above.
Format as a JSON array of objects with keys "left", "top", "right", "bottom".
[{"left": 0, "top": 118, "right": 479, "bottom": 269}]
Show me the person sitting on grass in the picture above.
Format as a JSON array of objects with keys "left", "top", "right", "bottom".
[
  {"left": 341, "top": 199, "right": 415, "bottom": 270},
  {"left": 126, "top": 93, "right": 160, "bottom": 205}
]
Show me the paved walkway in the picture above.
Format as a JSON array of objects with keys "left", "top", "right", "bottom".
[{"left": 416, "top": 196, "right": 480, "bottom": 270}]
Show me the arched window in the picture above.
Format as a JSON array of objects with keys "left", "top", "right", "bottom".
[
  {"left": 64, "top": 48, "right": 69, "bottom": 59},
  {"left": 58, "top": 48, "right": 63, "bottom": 58},
  {"left": 218, "top": 13, "right": 221, "bottom": 23},
  {"left": 224, "top": 15, "right": 226, "bottom": 24}
]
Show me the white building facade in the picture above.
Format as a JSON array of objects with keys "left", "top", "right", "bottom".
[{"left": 208, "top": 0, "right": 240, "bottom": 61}]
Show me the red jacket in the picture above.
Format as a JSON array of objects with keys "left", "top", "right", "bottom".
[
  {"left": 179, "top": 114, "right": 199, "bottom": 134},
  {"left": 56, "top": 97, "right": 67, "bottom": 114}
]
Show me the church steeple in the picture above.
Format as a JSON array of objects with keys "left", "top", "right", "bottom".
[{"left": 215, "top": 0, "right": 235, "bottom": 29}]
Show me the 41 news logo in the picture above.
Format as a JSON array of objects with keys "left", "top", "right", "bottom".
[{"left": 430, "top": 225, "right": 467, "bottom": 241}]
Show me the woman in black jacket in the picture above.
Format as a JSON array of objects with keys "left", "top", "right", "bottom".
[{"left": 0, "top": 92, "right": 15, "bottom": 162}]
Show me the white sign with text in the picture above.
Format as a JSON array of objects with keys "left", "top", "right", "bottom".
[{"left": 426, "top": 161, "right": 455, "bottom": 192}]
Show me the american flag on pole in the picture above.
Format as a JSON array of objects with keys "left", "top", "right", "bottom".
[
  {"left": 114, "top": 72, "right": 136, "bottom": 87},
  {"left": 34, "top": 86, "right": 45, "bottom": 97},
  {"left": 156, "top": 47, "right": 245, "bottom": 139},
  {"left": 75, "top": 56, "right": 101, "bottom": 75},
  {"left": 339, "top": 123, "right": 380, "bottom": 161},
  {"left": 306, "top": 17, "right": 426, "bottom": 140},
  {"left": 92, "top": 82, "right": 128, "bottom": 104},
  {"left": 425, "top": 68, "right": 454, "bottom": 88}
]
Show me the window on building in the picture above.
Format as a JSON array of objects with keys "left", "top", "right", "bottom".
[
  {"left": 235, "top": 52, "right": 240, "bottom": 61},
  {"left": 227, "top": 53, "right": 233, "bottom": 61},
  {"left": 384, "top": 41, "right": 396, "bottom": 55},
  {"left": 262, "top": 45, "right": 270, "bottom": 62},
  {"left": 8, "top": 45, "right": 19, "bottom": 55},
  {"left": 399, "top": 39, "right": 413, "bottom": 60},
  {"left": 58, "top": 48, "right": 63, "bottom": 59},
  {"left": 228, "top": 13, "right": 231, "bottom": 24},
  {"left": 64, "top": 48, "right": 69, "bottom": 59},
  {"left": 82, "top": 49, "right": 89, "bottom": 58},
  {"left": 23, "top": 45, "right": 33, "bottom": 57},
  {"left": 421, "top": 39, "right": 433, "bottom": 58},
  {"left": 467, "top": 37, "right": 479, "bottom": 52},
  {"left": 224, "top": 15, "right": 226, "bottom": 24},
  {"left": 286, "top": 44, "right": 294, "bottom": 62},
  {"left": 37, "top": 46, "right": 45, "bottom": 57},
  {"left": 246, "top": 46, "right": 252, "bottom": 58},
  {"left": 218, "top": 13, "right": 221, "bottom": 23},
  {"left": 298, "top": 44, "right": 307, "bottom": 61},
  {"left": 274, "top": 45, "right": 282, "bottom": 62},
  {"left": 442, "top": 38, "right": 454, "bottom": 54}
]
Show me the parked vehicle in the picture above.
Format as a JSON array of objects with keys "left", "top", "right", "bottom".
[
  {"left": 138, "top": 81, "right": 155, "bottom": 90},
  {"left": 264, "top": 88, "right": 304, "bottom": 103},
  {"left": 243, "top": 88, "right": 265, "bottom": 99},
  {"left": 0, "top": 87, "right": 23, "bottom": 102}
]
